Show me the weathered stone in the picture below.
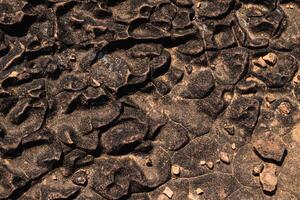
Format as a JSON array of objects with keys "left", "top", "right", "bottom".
[
  {"left": 253, "top": 57, "right": 268, "bottom": 68},
  {"left": 263, "top": 53, "right": 278, "bottom": 66},
  {"left": 206, "top": 161, "right": 214, "bottom": 169},
  {"left": 171, "top": 165, "right": 180, "bottom": 176},
  {"left": 196, "top": 188, "right": 204, "bottom": 195},
  {"left": 253, "top": 163, "right": 264, "bottom": 176},
  {"left": 253, "top": 131, "right": 287, "bottom": 163},
  {"left": 220, "top": 152, "right": 230, "bottom": 164},
  {"left": 163, "top": 187, "right": 173, "bottom": 198},
  {"left": 260, "top": 164, "right": 278, "bottom": 193}
]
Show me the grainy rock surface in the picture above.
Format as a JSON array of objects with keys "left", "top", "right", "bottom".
[{"left": 0, "top": 0, "right": 299, "bottom": 199}]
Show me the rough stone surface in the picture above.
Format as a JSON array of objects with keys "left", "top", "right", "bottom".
[
  {"left": 253, "top": 131, "right": 287, "bottom": 163},
  {"left": 0, "top": 0, "right": 299, "bottom": 199},
  {"left": 259, "top": 164, "right": 278, "bottom": 193}
]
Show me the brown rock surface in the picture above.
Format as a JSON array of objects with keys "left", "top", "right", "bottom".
[
  {"left": 259, "top": 164, "right": 278, "bottom": 193},
  {"left": 0, "top": 0, "right": 299, "bottom": 199},
  {"left": 253, "top": 131, "right": 287, "bottom": 163}
]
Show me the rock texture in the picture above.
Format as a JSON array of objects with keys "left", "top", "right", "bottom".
[{"left": 0, "top": 0, "right": 299, "bottom": 200}]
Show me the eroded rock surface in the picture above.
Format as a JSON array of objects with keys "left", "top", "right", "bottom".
[{"left": 0, "top": 0, "right": 299, "bottom": 199}]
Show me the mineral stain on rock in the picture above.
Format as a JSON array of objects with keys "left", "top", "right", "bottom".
[{"left": 0, "top": 0, "right": 299, "bottom": 199}]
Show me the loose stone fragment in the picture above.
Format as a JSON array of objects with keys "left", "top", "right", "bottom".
[
  {"left": 172, "top": 165, "right": 181, "bottom": 176},
  {"left": 200, "top": 160, "right": 206, "bottom": 166},
  {"left": 265, "top": 95, "right": 276, "bottom": 103},
  {"left": 196, "top": 188, "right": 204, "bottom": 195},
  {"left": 206, "top": 161, "right": 214, "bottom": 169},
  {"left": 253, "top": 132, "right": 287, "bottom": 163},
  {"left": 259, "top": 164, "right": 277, "bottom": 193},
  {"left": 263, "top": 53, "right": 277, "bottom": 66},
  {"left": 163, "top": 187, "right": 174, "bottom": 199},
  {"left": 231, "top": 143, "right": 236, "bottom": 150},
  {"left": 9, "top": 71, "right": 19, "bottom": 77},
  {"left": 253, "top": 164, "right": 264, "bottom": 176},
  {"left": 220, "top": 152, "right": 230, "bottom": 164},
  {"left": 253, "top": 57, "right": 267, "bottom": 68}
]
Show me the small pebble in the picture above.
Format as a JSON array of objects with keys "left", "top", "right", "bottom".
[
  {"left": 220, "top": 152, "right": 230, "bottom": 164},
  {"left": 206, "top": 161, "right": 214, "bottom": 169},
  {"left": 260, "top": 123, "right": 267, "bottom": 128},
  {"left": 9, "top": 71, "right": 19, "bottom": 77},
  {"left": 253, "top": 57, "right": 267, "bottom": 68},
  {"left": 223, "top": 92, "right": 233, "bottom": 102},
  {"left": 196, "top": 188, "right": 204, "bottom": 195},
  {"left": 253, "top": 164, "right": 264, "bottom": 176},
  {"left": 91, "top": 78, "right": 101, "bottom": 87},
  {"left": 69, "top": 54, "right": 76, "bottom": 62},
  {"left": 172, "top": 165, "right": 180, "bottom": 176},
  {"left": 263, "top": 53, "right": 277, "bottom": 66},
  {"left": 200, "top": 160, "right": 206, "bottom": 166},
  {"left": 231, "top": 143, "right": 236, "bottom": 150},
  {"left": 163, "top": 187, "right": 174, "bottom": 199},
  {"left": 265, "top": 95, "right": 276, "bottom": 103},
  {"left": 286, "top": 4, "right": 295, "bottom": 9}
]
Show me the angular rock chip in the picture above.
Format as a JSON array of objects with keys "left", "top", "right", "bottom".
[
  {"left": 250, "top": 53, "right": 298, "bottom": 88},
  {"left": 148, "top": 179, "right": 189, "bottom": 200}
]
